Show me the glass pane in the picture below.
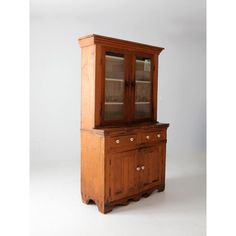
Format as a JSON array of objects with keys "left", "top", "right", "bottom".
[
  {"left": 135, "top": 56, "right": 152, "bottom": 119},
  {"left": 104, "top": 52, "right": 125, "bottom": 120}
]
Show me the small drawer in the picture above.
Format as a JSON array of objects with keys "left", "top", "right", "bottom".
[
  {"left": 155, "top": 129, "right": 166, "bottom": 141},
  {"left": 107, "top": 134, "right": 138, "bottom": 152},
  {"left": 141, "top": 129, "right": 166, "bottom": 144}
]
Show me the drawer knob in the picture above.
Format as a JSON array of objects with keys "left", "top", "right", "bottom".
[
  {"left": 136, "top": 166, "right": 141, "bottom": 171},
  {"left": 130, "top": 137, "right": 134, "bottom": 142},
  {"left": 141, "top": 166, "right": 145, "bottom": 170},
  {"left": 115, "top": 139, "right": 120, "bottom": 144},
  {"left": 157, "top": 134, "right": 161, "bottom": 138},
  {"left": 146, "top": 135, "right": 150, "bottom": 140}
]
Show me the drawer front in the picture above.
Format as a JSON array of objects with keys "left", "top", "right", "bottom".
[
  {"left": 141, "top": 129, "right": 166, "bottom": 144},
  {"left": 107, "top": 134, "right": 138, "bottom": 152},
  {"left": 155, "top": 129, "right": 166, "bottom": 141}
]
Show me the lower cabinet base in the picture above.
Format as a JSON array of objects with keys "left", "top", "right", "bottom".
[
  {"left": 81, "top": 123, "right": 169, "bottom": 214},
  {"left": 81, "top": 184, "right": 165, "bottom": 214}
]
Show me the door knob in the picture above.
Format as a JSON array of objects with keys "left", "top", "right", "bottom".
[
  {"left": 146, "top": 135, "right": 150, "bottom": 140},
  {"left": 130, "top": 137, "right": 134, "bottom": 142},
  {"left": 115, "top": 139, "right": 120, "bottom": 144},
  {"left": 136, "top": 166, "right": 141, "bottom": 171},
  {"left": 141, "top": 166, "right": 145, "bottom": 170},
  {"left": 157, "top": 134, "right": 161, "bottom": 138}
]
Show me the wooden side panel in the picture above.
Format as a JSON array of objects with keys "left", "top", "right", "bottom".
[
  {"left": 152, "top": 54, "right": 158, "bottom": 121},
  {"left": 81, "top": 130, "right": 105, "bottom": 207},
  {"left": 94, "top": 45, "right": 103, "bottom": 127},
  {"left": 81, "top": 45, "right": 96, "bottom": 129},
  {"left": 159, "top": 142, "right": 167, "bottom": 185}
]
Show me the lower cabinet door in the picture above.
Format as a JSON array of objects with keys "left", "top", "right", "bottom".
[
  {"left": 109, "top": 150, "right": 139, "bottom": 201},
  {"left": 139, "top": 144, "right": 164, "bottom": 190}
]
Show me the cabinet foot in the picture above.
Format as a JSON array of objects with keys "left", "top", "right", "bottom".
[
  {"left": 142, "top": 191, "right": 152, "bottom": 198},
  {"left": 133, "top": 196, "right": 141, "bottom": 201},
  {"left": 98, "top": 204, "right": 113, "bottom": 214},
  {"left": 158, "top": 185, "right": 165, "bottom": 192},
  {"left": 81, "top": 193, "right": 91, "bottom": 204},
  {"left": 82, "top": 185, "right": 166, "bottom": 213}
]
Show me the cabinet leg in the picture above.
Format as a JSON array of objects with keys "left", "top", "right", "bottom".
[
  {"left": 143, "top": 191, "right": 152, "bottom": 198},
  {"left": 133, "top": 196, "right": 141, "bottom": 201},
  {"left": 158, "top": 185, "right": 165, "bottom": 192},
  {"left": 81, "top": 193, "right": 90, "bottom": 204},
  {"left": 98, "top": 203, "right": 113, "bottom": 214},
  {"left": 82, "top": 193, "right": 113, "bottom": 213}
]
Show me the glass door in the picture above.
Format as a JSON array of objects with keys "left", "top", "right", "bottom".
[
  {"left": 104, "top": 51, "right": 126, "bottom": 122},
  {"left": 134, "top": 55, "right": 152, "bottom": 120}
]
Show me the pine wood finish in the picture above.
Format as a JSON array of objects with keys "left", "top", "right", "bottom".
[{"left": 79, "top": 34, "right": 169, "bottom": 213}]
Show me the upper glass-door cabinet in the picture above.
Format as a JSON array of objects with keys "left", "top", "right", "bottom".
[
  {"left": 79, "top": 34, "right": 164, "bottom": 128},
  {"left": 103, "top": 51, "right": 126, "bottom": 122},
  {"left": 134, "top": 56, "right": 152, "bottom": 120}
]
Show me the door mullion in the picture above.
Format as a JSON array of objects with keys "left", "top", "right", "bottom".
[
  {"left": 124, "top": 54, "right": 130, "bottom": 122},
  {"left": 129, "top": 54, "right": 136, "bottom": 122}
]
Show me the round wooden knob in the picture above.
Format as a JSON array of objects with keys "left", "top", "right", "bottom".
[
  {"left": 157, "top": 134, "right": 161, "bottom": 138},
  {"left": 146, "top": 135, "right": 150, "bottom": 140},
  {"left": 136, "top": 166, "right": 141, "bottom": 171},
  {"left": 115, "top": 140, "right": 120, "bottom": 144},
  {"left": 130, "top": 137, "right": 134, "bottom": 142}
]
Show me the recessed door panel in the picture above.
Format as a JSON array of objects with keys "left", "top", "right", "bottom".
[
  {"left": 139, "top": 145, "right": 164, "bottom": 190},
  {"left": 109, "top": 151, "right": 139, "bottom": 201}
]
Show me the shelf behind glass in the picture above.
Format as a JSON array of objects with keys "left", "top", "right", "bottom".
[
  {"left": 105, "top": 102, "right": 124, "bottom": 105},
  {"left": 106, "top": 55, "right": 124, "bottom": 61},
  {"left": 105, "top": 78, "right": 124, "bottom": 82},
  {"left": 136, "top": 80, "right": 150, "bottom": 83},
  {"left": 135, "top": 102, "right": 150, "bottom": 104}
]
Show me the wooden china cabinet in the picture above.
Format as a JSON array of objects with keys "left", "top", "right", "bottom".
[{"left": 79, "top": 34, "right": 169, "bottom": 213}]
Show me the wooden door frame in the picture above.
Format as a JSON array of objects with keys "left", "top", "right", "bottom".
[
  {"left": 99, "top": 46, "right": 131, "bottom": 126},
  {"left": 108, "top": 150, "right": 140, "bottom": 202},
  {"left": 138, "top": 145, "right": 163, "bottom": 191},
  {"left": 130, "top": 52, "right": 157, "bottom": 123}
]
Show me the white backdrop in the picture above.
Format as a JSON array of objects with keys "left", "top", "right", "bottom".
[
  {"left": 30, "top": 0, "right": 206, "bottom": 163},
  {"left": 30, "top": 1, "right": 206, "bottom": 235}
]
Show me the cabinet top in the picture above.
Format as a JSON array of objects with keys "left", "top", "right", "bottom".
[{"left": 79, "top": 34, "right": 164, "bottom": 54}]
